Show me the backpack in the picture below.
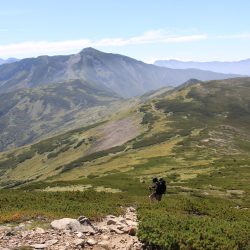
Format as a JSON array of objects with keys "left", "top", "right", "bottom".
[{"left": 156, "top": 179, "right": 167, "bottom": 195}]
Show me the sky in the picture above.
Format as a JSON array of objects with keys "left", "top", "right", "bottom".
[{"left": 0, "top": 0, "right": 250, "bottom": 62}]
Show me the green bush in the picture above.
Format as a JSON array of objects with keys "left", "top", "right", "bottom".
[
  {"left": 132, "top": 132, "right": 175, "bottom": 149},
  {"left": 138, "top": 196, "right": 250, "bottom": 250},
  {"left": 0, "top": 189, "right": 134, "bottom": 222}
]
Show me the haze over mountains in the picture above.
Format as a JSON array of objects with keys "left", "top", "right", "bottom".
[
  {"left": 155, "top": 59, "right": 250, "bottom": 75},
  {"left": 0, "top": 47, "right": 237, "bottom": 98}
]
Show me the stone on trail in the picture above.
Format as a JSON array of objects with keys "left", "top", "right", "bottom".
[
  {"left": 106, "top": 218, "right": 117, "bottom": 225},
  {"left": 87, "top": 238, "right": 97, "bottom": 245},
  {"left": 76, "top": 231, "right": 84, "bottom": 238},
  {"left": 98, "top": 240, "right": 110, "bottom": 248},
  {"left": 46, "top": 239, "right": 58, "bottom": 246},
  {"left": 0, "top": 226, "right": 11, "bottom": 232},
  {"left": 127, "top": 207, "right": 136, "bottom": 213},
  {"left": 109, "top": 225, "right": 124, "bottom": 234},
  {"left": 101, "top": 234, "right": 110, "bottom": 240},
  {"left": 35, "top": 227, "right": 46, "bottom": 234},
  {"left": 31, "top": 244, "right": 47, "bottom": 249},
  {"left": 74, "top": 238, "right": 85, "bottom": 246}
]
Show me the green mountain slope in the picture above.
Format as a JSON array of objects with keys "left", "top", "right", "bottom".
[
  {"left": 0, "top": 77, "right": 249, "bottom": 249},
  {"left": 0, "top": 48, "right": 237, "bottom": 98},
  {"left": 0, "top": 79, "right": 123, "bottom": 152},
  {"left": 0, "top": 77, "right": 249, "bottom": 191}
]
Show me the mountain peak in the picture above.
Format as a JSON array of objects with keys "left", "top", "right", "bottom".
[{"left": 80, "top": 47, "right": 100, "bottom": 54}]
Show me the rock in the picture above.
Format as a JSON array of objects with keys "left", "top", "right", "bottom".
[
  {"left": 46, "top": 239, "right": 58, "bottom": 246},
  {"left": 118, "top": 225, "right": 130, "bottom": 233},
  {"left": 101, "top": 235, "right": 110, "bottom": 240},
  {"left": 51, "top": 218, "right": 81, "bottom": 231},
  {"left": 76, "top": 231, "right": 84, "bottom": 238},
  {"left": 14, "top": 223, "right": 26, "bottom": 231},
  {"left": 35, "top": 227, "right": 46, "bottom": 234},
  {"left": 82, "top": 225, "right": 96, "bottom": 234},
  {"left": 128, "top": 227, "right": 137, "bottom": 236},
  {"left": 99, "top": 226, "right": 109, "bottom": 233},
  {"left": 106, "top": 215, "right": 116, "bottom": 219},
  {"left": 0, "top": 226, "right": 11, "bottom": 232},
  {"left": 58, "top": 247, "right": 67, "bottom": 250},
  {"left": 126, "top": 221, "right": 138, "bottom": 227},
  {"left": 51, "top": 217, "right": 96, "bottom": 234},
  {"left": 87, "top": 238, "right": 97, "bottom": 246},
  {"left": 78, "top": 215, "right": 91, "bottom": 225},
  {"left": 31, "top": 244, "right": 47, "bottom": 249},
  {"left": 98, "top": 240, "right": 110, "bottom": 248},
  {"left": 109, "top": 226, "right": 124, "bottom": 234},
  {"left": 74, "top": 238, "right": 85, "bottom": 246},
  {"left": 127, "top": 207, "right": 136, "bottom": 213},
  {"left": 107, "top": 219, "right": 117, "bottom": 225},
  {"left": 50, "top": 218, "right": 81, "bottom": 231},
  {"left": 21, "top": 231, "right": 29, "bottom": 238},
  {"left": 5, "top": 231, "right": 15, "bottom": 236}
]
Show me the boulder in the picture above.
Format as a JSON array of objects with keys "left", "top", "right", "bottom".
[{"left": 51, "top": 218, "right": 81, "bottom": 231}]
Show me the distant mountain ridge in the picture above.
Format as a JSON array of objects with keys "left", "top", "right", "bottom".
[
  {"left": 0, "top": 58, "right": 18, "bottom": 65},
  {"left": 0, "top": 48, "right": 237, "bottom": 98},
  {"left": 154, "top": 59, "right": 250, "bottom": 75}
]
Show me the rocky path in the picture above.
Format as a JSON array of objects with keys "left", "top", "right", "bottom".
[{"left": 0, "top": 207, "right": 143, "bottom": 250}]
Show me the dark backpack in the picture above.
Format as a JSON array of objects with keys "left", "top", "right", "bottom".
[{"left": 156, "top": 179, "right": 167, "bottom": 195}]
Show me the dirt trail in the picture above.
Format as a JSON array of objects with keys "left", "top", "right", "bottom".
[{"left": 0, "top": 207, "right": 143, "bottom": 250}]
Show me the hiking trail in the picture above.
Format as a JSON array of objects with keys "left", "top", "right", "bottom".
[{"left": 0, "top": 207, "right": 143, "bottom": 250}]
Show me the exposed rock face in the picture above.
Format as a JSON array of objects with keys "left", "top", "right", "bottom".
[{"left": 0, "top": 207, "right": 142, "bottom": 249}]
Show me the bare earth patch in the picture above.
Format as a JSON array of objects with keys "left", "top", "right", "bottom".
[{"left": 88, "top": 115, "right": 141, "bottom": 153}]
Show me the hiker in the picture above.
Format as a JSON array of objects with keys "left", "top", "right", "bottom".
[{"left": 149, "top": 177, "right": 167, "bottom": 202}]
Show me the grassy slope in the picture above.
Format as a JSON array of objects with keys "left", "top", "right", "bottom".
[
  {"left": 0, "top": 77, "right": 249, "bottom": 249},
  {"left": 0, "top": 78, "right": 128, "bottom": 152}
]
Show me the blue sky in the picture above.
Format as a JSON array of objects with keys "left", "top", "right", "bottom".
[{"left": 0, "top": 0, "right": 250, "bottom": 62}]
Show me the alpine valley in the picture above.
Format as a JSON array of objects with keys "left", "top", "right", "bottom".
[{"left": 0, "top": 49, "right": 249, "bottom": 249}]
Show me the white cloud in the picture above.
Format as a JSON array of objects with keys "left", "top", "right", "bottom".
[{"left": 0, "top": 30, "right": 207, "bottom": 58}]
